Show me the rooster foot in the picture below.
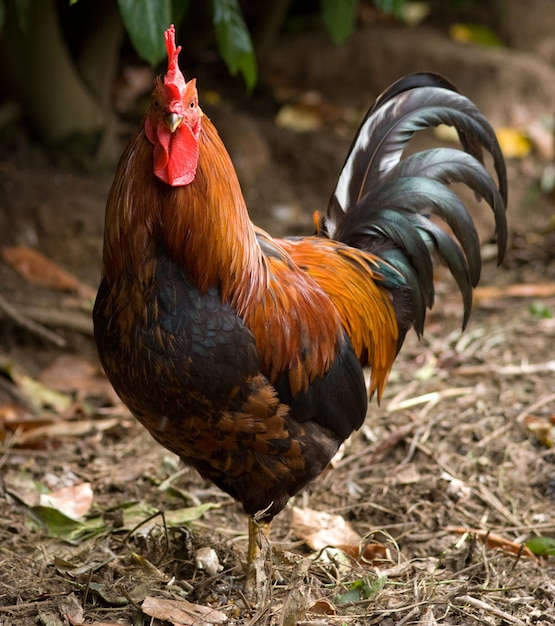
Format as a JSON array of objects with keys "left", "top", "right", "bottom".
[{"left": 244, "top": 515, "right": 272, "bottom": 605}]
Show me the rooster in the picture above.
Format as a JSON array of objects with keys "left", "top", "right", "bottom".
[{"left": 93, "top": 25, "right": 507, "bottom": 583}]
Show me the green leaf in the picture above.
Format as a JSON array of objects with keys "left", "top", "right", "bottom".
[
  {"left": 27, "top": 499, "right": 217, "bottom": 546},
  {"left": 373, "top": 0, "right": 407, "bottom": 17},
  {"left": 164, "top": 503, "right": 219, "bottom": 525},
  {"left": 120, "top": 501, "right": 160, "bottom": 529},
  {"left": 14, "top": 373, "right": 72, "bottom": 413},
  {"left": 211, "top": 0, "right": 257, "bottom": 90},
  {"left": 117, "top": 0, "right": 171, "bottom": 65},
  {"left": 334, "top": 575, "right": 387, "bottom": 605},
  {"left": 450, "top": 22, "right": 504, "bottom": 48},
  {"left": 334, "top": 584, "right": 362, "bottom": 606},
  {"left": 29, "top": 506, "right": 106, "bottom": 544},
  {"left": 526, "top": 536, "right": 555, "bottom": 557},
  {"left": 321, "top": 0, "right": 358, "bottom": 44},
  {"left": 121, "top": 501, "right": 219, "bottom": 531},
  {"left": 529, "top": 302, "right": 553, "bottom": 319}
]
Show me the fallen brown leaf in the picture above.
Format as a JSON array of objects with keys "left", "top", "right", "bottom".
[
  {"left": 290, "top": 506, "right": 391, "bottom": 566},
  {"left": 141, "top": 596, "right": 227, "bottom": 625},
  {"left": 291, "top": 506, "right": 361, "bottom": 551},
  {"left": 1, "top": 245, "right": 96, "bottom": 298},
  {"left": 6, "top": 416, "right": 124, "bottom": 446},
  {"left": 40, "top": 482, "right": 94, "bottom": 520},
  {"left": 68, "top": 617, "right": 126, "bottom": 626},
  {"left": 39, "top": 354, "right": 120, "bottom": 403},
  {"left": 309, "top": 597, "right": 336, "bottom": 615},
  {"left": 338, "top": 542, "right": 391, "bottom": 564},
  {"left": 524, "top": 414, "right": 555, "bottom": 448}
]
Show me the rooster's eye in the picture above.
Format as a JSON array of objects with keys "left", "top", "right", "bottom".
[
  {"left": 189, "top": 100, "right": 196, "bottom": 109},
  {"left": 153, "top": 99, "right": 160, "bottom": 109}
]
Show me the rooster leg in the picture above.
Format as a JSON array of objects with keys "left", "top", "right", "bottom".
[{"left": 244, "top": 515, "right": 272, "bottom": 602}]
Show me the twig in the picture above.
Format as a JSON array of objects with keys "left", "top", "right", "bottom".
[
  {"left": 454, "top": 594, "right": 526, "bottom": 625},
  {"left": 0, "top": 291, "right": 66, "bottom": 347},
  {"left": 475, "top": 392, "right": 555, "bottom": 447},
  {"left": 386, "top": 387, "right": 475, "bottom": 412},
  {"left": 122, "top": 509, "right": 170, "bottom": 550},
  {"left": 370, "top": 421, "right": 417, "bottom": 464},
  {"left": 0, "top": 601, "right": 46, "bottom": 613},
  {"left": 395, "top": 605, "right": 421, "bottom": 626},
  {"left": 454, "top": 360, "right": 555, "bottom": 377},
  {"left": 401, "top": 409, "right": 455, "bottom": 464},
  {"left": 18, "top": 305, "right": 93, "bottom": 336},
  {"left": 514, "top": 392, "right": 555, "bottom": 424},
  {"left": 474, "top": 283, "right": 555, "bottom": 301},
  {"left": 477, "top": 484, "right": 522, "bottom": 528}
]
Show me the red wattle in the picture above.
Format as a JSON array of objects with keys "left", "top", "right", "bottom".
[{"left": 151, "top": 122, "right": 198, "bottom": 187}]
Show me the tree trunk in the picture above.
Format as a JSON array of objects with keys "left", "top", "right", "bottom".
[{"left": 1, "top": 0, "right": 105, "bottom": 143}]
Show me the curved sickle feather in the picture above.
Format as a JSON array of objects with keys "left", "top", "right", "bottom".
[{"left": 328, "top": 73, "right": 507, "bottom": 242}]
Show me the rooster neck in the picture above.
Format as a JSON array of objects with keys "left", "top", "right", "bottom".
[
  {"left": 102, "top": 119, "right": 267, "bottom": 313},
  {"left": 161, "top": 117, "right": 267, "bottom": 310}
]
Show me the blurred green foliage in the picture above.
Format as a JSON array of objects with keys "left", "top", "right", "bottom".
[{"left": 3, "top": 0, "right": 481, "bottom": 90}]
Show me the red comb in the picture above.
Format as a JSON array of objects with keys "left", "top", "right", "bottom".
[{"left": 164, "top": 25, "right": 187, "bottom": 99}]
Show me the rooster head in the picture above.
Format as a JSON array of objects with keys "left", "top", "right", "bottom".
[{"left": 145, "top": 24, "right": 203, "bottom": 186}]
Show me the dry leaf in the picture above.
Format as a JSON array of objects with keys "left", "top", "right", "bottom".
[
  {"left": 309, "top": 598, "right": 336, "bottom": 615},
  {"left": 59, "top": 593, "right": 84, "bottom": 625},
  {"left": 2, "top": 468, "right": 42, "bottom": 506},
  {"left": 1, "top": 245, "right": 95, "bottom": 298},
  {"left": 40, "top": 482, "right": 94, "bottom": 520},
  {"left": 526, "top": 118, "right": 554, "bottom": 160},
  {"left": 70, "top": 621, "right": 127, "bottom": 626},
  {"left": 195, "top": 547, "right": 223, "bottom": 576},
  {"left": 291, "top": 506, "right": 361, "bottom": 550},
  {"left": 393, "top": 464, "right": 421, "bottom": 485},
  {"left": 292, "top": 508, "right": 392, "bottom": 567},
  {"left": 275, "top": 104, "right": 322, "bottom": 132},
  {"left": 495, "top": 127, "right": 533, "bottom": 159},
  {"left": 13, "top": 372, "right": 72, "bottom": 414},
  {"left": 338, "top": 542, "right": 391, "bottom": 564},
  {"left": 524, "top": 414, "right": 555, "bottom": 448},
  {"left": 399, "top": 1, "right": 430, "bottom": 26},
  {"left": 9, "top": 416, "right": 123, "bottom": 446},
  {"left": 446, "top": 527, "right": 539, "bottom": 561},
  {"left": 132, "top": 553, "right": 168, "bottom": 579},
  {"left": 0, "top": 403, "right": 30, "bottom": 427},
  {"left": 39, "top": 354, "right": 120, "bottom": 403},
  {"left": 141, "top": 596, "right": 227, "bottom": 625},
  {"left": 0, "top": 414, "right": 53, "bottom": 444}
]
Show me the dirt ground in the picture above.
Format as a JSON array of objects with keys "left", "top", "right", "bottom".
[{"left": 1, "top": 17, "right": 555, "bottom": 626}]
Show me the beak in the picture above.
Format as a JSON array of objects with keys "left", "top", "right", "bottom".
[{"left": 166, "top": 113, "right": 183, "bottom": 133}]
